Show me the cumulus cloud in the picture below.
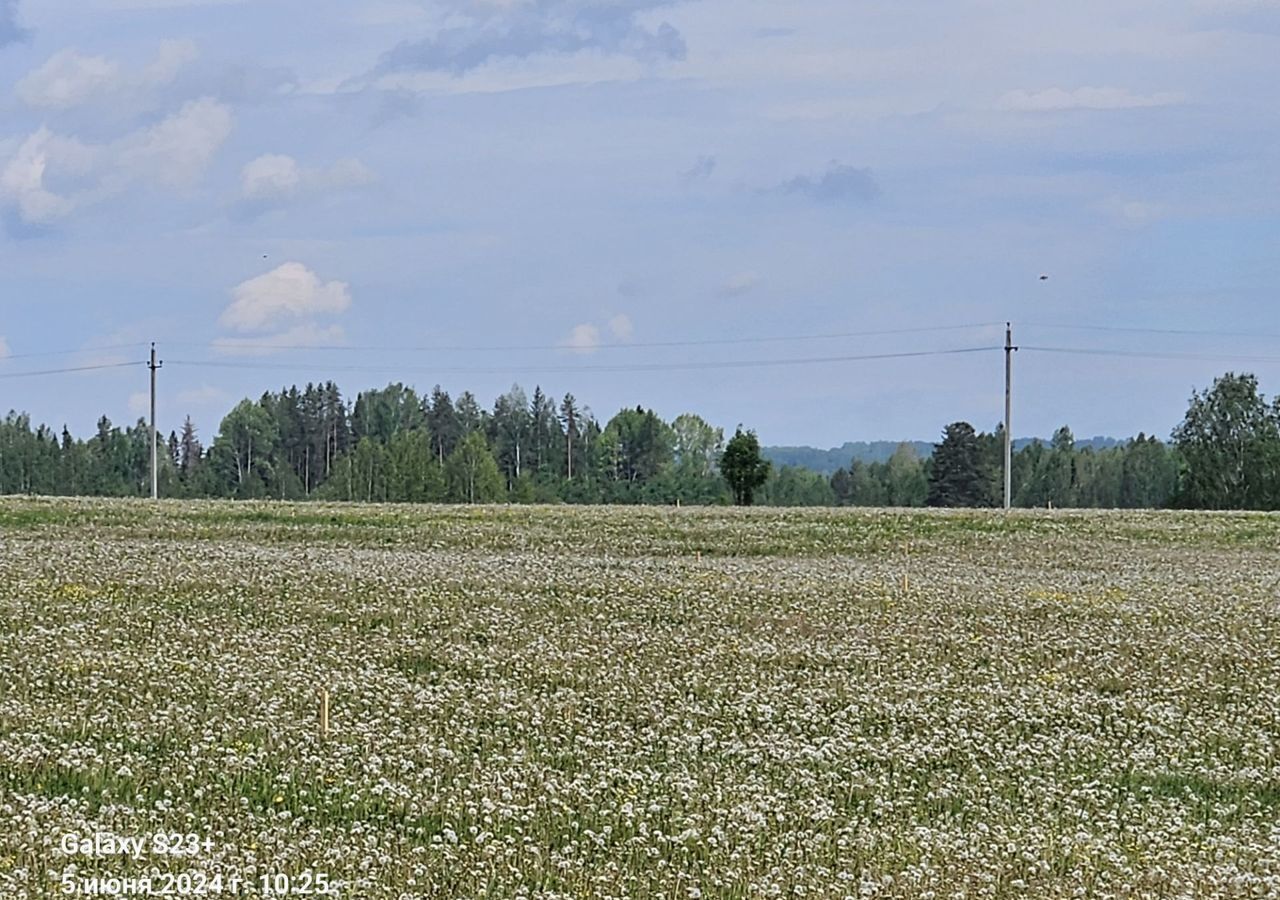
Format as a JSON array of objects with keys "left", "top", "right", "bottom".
[
  {"left": 16, "top": 50, "right": 119, "bottom": 109},
  {"left": 16, "top": 40, "right": 197, "bottom": 110},
  {"left": 780, "top": 162, "right": 880, "bottom": 203},
  {"left": 240, "top": 154, "right": 374, "bottom": 205},
  {"left": 120, "top": 97, "right": 233, "bottom": 187},
  {"left": 220, "top": 263, "right": 352, "bottom": 332},
  {"left": 718, "top": 271, "right": 761, "bottom": 298},
  {"left": 998, "top": 87, "right": 1183, "bottom": 112},
  {"left": 240, "top": 154, "right": 301, "bottom": 198},
  {"left": 563, "top": 323, "right": 601, "bottom": 353},
  {"left": 0, "top": 97, "right": 232, "bottom": 224},
  {"left": 0, "top": 128, "right": 98, "bottom": 224},
  {"left": 563, "top": 315, "right": 632, "bottom": 352},
  {"left": 375, "top": 0, "right": 687, "bottom": 76},
  {"left": 1, "top": 0, "right": 27, "bottom": 48}
]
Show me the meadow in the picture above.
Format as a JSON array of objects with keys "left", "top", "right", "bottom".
[{"left": 1, "top": 498, "right": 1279, "bottom": 898}]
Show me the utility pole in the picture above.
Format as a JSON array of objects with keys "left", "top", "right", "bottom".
[
  {"left": 1003, "top": 323, "right": 1016, "bottom": 511},
  {"left": 149, "top": 343, "right": 163, "bottom": 500}
]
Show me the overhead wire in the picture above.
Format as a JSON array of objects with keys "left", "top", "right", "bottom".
[
  {"left": 166, "top": 322, "right": 1003, "bottom": 354},
  {"left": 1021, "top": 346, "right": 1280, "bottom": 364},
  {"left": 165, "top": 345, "right": 1001, "bottom": 376},
  {"left": 0, "top": 361, "right": 144, "bottom": 380},
  {"left": 0, "top": 342, "right": 147, "bottom": 362},
  {"left": 1021, "top": 322, "right": 1280, "bottom": 341},
  {"left": 5, "top": 322, "right": 1280, "bottom": 385}
]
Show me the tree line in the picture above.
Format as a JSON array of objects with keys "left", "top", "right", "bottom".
[{"left": 1, "top": 372, "right": 1277, "bottom": 509}]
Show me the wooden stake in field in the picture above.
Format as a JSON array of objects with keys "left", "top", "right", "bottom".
[
  {"left": 901, "top": 541, "right": 911, "bottom": 594},
  {"left": 319, "top": 687, "right": 330, "bottom": 740}
]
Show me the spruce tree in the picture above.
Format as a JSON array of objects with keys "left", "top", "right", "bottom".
[{"left": 927, "top": 422, "right": 989, "bottom": 507}]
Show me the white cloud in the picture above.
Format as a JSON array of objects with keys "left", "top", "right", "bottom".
[
  {"left": 998, "top": 87, "right": 1184, "bottom": 112},
  {"left": 16, "top": 40, "right": 197, "bottom": 110},
  {"left": 0, "top": 127, "right": 98, "bottom": 224},
  {"left": 240, "top": 153, "right": 374, "bottom": 204},
  {"left": 212, "top": 323, "right": 347, "bottom": 356},
  {"left": 608, "top": 313, "right": 633, "bottom": 340},
  {"left": 240, "top": 154, "right": 301, "bottom": 198},
  {"left": 0, "top": 335, "right": 10, "bottom": 360},
  {"left": 718, "top": 271, "right": 761, "bottom": 298},
  {"left": 0, "top": 97, "right": 232, "bottom": 224},
  {"left": 16, "top": 50, "right": 120, "bottom": 109},
  {"left": 120, "top": 97, "right": 233, "bottom": 188},
  {"left": 220, "top": 263, "right": 352, "bottom": 332},
  {"left": 563, "top": 323, "right": 601, "bottom": 353},
  {"left": 564, "top": 316, "right": 632, "bottom": 352}
]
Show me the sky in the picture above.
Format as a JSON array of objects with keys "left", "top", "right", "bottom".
[{"left": 1, "top": 0, "right": 1279, "bottom": 448}]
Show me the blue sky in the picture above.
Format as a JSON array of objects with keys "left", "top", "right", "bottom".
[{"left": 2, "top": 0, "right": 1279, "bottom": 447}]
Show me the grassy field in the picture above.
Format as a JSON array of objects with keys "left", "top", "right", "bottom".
[{"left": 2, "top": 498, "right": 1279, "bottom": 898}]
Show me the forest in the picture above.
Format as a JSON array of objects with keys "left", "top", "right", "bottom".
[{"left": 1, "top": 372, "right": 1278, "bottom": 509}]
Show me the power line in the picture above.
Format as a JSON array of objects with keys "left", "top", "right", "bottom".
[
  {"left": 1, "top": 321, "right": 1272, "bottom": 362},
  {"left": 166, "top": 345, "right": 1000, "bottom": 377},
  {"left": 166, "top": 322, "right": 1002, "bottom": 355},
  {"left": 0, "top": 342, "right": 147, "bottom": 362},
  {"left": 1022, "top": 322, "right": 1280, "bottom": 341},
  {"left": 0, "top": 361, "right": 143, "bottom": 380},
  {"left": 1022, "top": 346, "right": 1280, "bottom": 364}
]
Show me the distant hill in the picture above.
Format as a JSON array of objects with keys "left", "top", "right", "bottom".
[
  {"left": 763, "top": 442, "right": 934, "bottom": 476},
  {"left": 764, "top": 436, "right": 1127, "bottom": 476}
]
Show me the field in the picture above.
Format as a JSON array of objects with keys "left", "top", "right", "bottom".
[{"left": 2, "top": 499, "right": 1280, "bottom": 898}]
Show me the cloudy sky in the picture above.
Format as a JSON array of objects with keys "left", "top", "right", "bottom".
[{"left": 2, "top": 0, "right": 1278, "bottom": 447}]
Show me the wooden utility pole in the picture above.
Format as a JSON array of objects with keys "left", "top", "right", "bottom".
[
  {"left": 149, "top": 343, "right": 162, "bottom": 500},
  {"left": 1003, "top": 323, "right": 1015, "bottom": 511}
]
